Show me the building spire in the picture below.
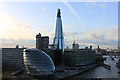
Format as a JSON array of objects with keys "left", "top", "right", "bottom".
[
  {"left": 53, "top": 9, "right": 64, "bottom": 53},
  {"left": 57, "top": 9, "right": 61, "bottom": 18}
]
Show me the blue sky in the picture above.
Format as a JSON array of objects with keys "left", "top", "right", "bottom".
[{"left": 0, "top": 2, "right": 118, "bottom": 49}]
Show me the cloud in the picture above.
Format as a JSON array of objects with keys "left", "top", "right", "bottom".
[
  {"left": 64, "top": 26, "right": 118, "bottom": 49},
  {"left": 0, "top": 7, "right": 36, "bottom": 48},
  {"left": 106, "top": 27, "right": 118, "bottom": 41},
  {"left": 85, "top": 2, "right": 97, "bottom": 7},
  {"left": 1, "top": 11, "right": 117, "bottom": 49},
  {"left": 0, "top": 10, "right": 55, "bottom": 48},
  {"left": 0, "top": 3, "right": 5, "bottom": 10},
  {"left": 86, "top": 27, "right": 118, "bottom": 47},
  {"left": 0, "top": 13, "right": 36, "bottom": 40},
  {"left": 1, "top": 38, "right": 35, "bottom": 48},
  {"left": 85, "top": 27, "right": 118, "bottom": 41},
  {"left": 64, "top": 31, "right": 81, "bottom": 37},
  {"left": 0, "top": 2, "right": 117, "bottom": 49},
  {"left": 85, "top": 2, "right": 107, "bottom": 8},
  {"left": 99, "top": 3, "right": 106, "bottom": 8},
  {"left": 86, "top": 30, "right": 105, "bottom": 40}
]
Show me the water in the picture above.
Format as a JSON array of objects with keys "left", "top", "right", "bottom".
[{"left": 67, "top": 56, "right": 120, "bottom": 79}]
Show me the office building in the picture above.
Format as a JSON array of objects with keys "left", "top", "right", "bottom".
[
  {"left": 36, "top": 33, "right": 49, "bottom": 50},
  {"left": 53, "top": 9, "right": 65, "bottom": 67},
  {"left": 90, "top": 45, "right": 92, "bottom": 50},
  {"left": 2, "top": 48, "right": 55, "bottom": 73},
  {"left": 41, "top": 36, "right": 49, "bottom": 49},
  {"left": 64, "top": 49, "right": 96, "bottom": 66},
  {"left": 53, "top": 9, "right": 64, "bottom": 53},
  {"left": 23, "top": 48, "right": 55, "bottom": 76},
  {"left": 72, "top": 41, "right": 79, "bottom": 50},
  {"left": 36, "top": 33, "right": 41, "bottom": 49},
  {"left": 2, "top": 48, "right": 24, "bottom": 72}
]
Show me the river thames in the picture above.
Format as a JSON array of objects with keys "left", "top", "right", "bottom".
[{"left": 64, "top": 56, "right": 120, "bottom": 80}]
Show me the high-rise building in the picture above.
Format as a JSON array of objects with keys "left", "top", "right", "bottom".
[
  {"left": 90, "top": 45, "right": 92, "bottom": 50},
  {"left": 36, "top": 33, "right": 41, "bottom": 49},
  {"left": 41, "top": 36, "right": 49, "bottom": 49},
  {"left": 53, "top": 9, "right": 64, "bottom": 67},
  {"left": 98, "top": 45, "right": 100, "bottom": 52},
  {"left": 72, "top": 41, "right": 79, "bottom": 50},
  {"left": 53, "top": 9, "right": 64, "bottom": 53},
  {"left": 36, "top": 33, "right": 49, "bottom": 49}
]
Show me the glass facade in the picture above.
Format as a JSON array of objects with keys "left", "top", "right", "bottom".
[
  {"left": 23, "top": 48, "right": 55, "bottom": 76},
  {"left": 2, "top": 48, "right": 24, "bottom": 72},
  {"left": 64, "top": 50, "right": 97, "bottom": 66},
  {"left": 53, "top": 9, "right": 64, "bottom": 53}
]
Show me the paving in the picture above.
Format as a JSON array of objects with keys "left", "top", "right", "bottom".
[{"left": 10, "top": 63, "right": 99, "bottom": 80}]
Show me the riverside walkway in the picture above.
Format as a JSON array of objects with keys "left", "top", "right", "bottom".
[{"left": 65, "top": 56, "right": 119, "bottom": 79}]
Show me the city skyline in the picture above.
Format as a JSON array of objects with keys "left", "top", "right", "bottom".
[{"left": 0, "top": 2, "right": 118, "bottom": 49}]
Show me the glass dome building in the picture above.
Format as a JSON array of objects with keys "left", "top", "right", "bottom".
[{"left": 23, "top": 48, "right": 55, "bottom": 76}]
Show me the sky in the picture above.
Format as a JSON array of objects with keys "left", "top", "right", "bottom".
[{"left": 0, "top": 2, "right": 118, "bottom": 49}]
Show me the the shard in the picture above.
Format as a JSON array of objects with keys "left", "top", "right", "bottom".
[{"left": 53, "top": 9, "right": 64, "bottom": 53}]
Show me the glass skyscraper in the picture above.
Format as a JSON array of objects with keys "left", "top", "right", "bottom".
[{"left": 53, "top": 9, "right": 64, "bottom": 53}]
